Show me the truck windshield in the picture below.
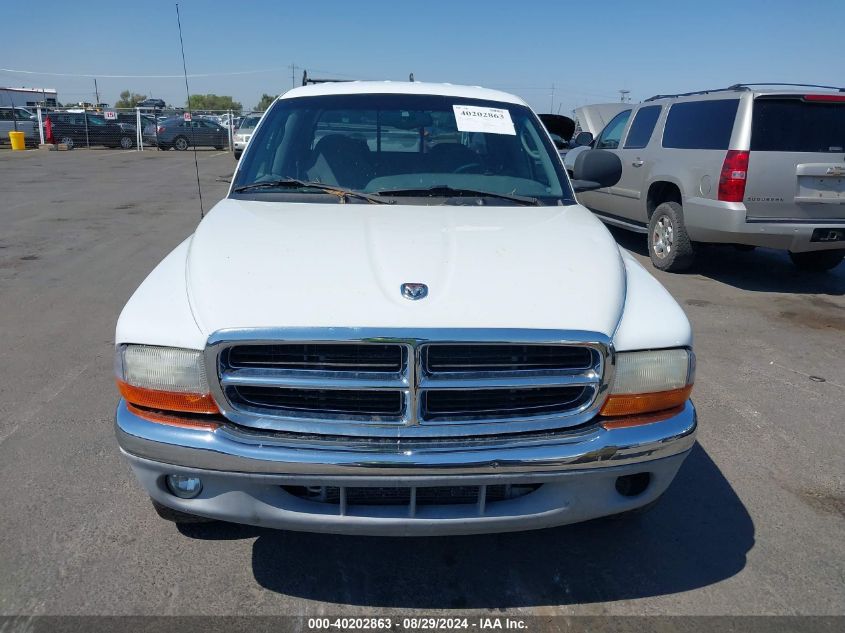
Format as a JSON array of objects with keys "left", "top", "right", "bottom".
[{"left": 232, "top": 93, "right": 574, "bottom": 205}]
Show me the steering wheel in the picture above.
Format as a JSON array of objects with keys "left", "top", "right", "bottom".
[{"left": 454, "top": 162, "right": 484, "bottom": 174}]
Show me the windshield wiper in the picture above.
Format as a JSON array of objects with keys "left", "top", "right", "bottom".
[
  {"left": 233, "top": 178, "right": 392, "bottom": 204},
  {"left": 376, "top": 185, "right": 540, "bottom": 206}
]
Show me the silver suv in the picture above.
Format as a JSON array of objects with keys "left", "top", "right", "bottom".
[{"left": 575, "top": 84, "right": 845, "bottom": 272}]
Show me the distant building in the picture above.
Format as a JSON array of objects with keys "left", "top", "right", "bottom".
[{"left": 0, "top": 87, "right": 58, "bottom": 108}]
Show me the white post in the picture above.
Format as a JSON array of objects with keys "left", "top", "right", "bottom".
[
  {"left": 135, "top": 107, "right": 143, "bottom": 151},
  {"left": 228, "top": 109, "right": 234, "bottom": 153},
  {"left": 36, "top": 106, "right": 45, "bottom": 145}
]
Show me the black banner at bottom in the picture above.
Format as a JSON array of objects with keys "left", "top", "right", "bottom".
[{"left": 0, "top": 616, "right": 842, "bottom": 633}]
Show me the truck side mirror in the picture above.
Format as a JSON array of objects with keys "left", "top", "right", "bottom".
[
  {"left": 571, "top": 149, "right": 622, "bottom": 193},
  {"left": 573, "top": 131, "right": 593, "bottom": 147}
]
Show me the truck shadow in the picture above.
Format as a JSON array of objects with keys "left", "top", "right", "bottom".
[
  {"left": 179, "top": 444, "right": 754, "bottom": 608},
  {"left": 607, "top": 227, "right": 845, "bottom": 296}
]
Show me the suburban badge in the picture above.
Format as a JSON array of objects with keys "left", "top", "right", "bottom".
[{"left": 401, "top": 283, "right": 428, "bottom": 300}]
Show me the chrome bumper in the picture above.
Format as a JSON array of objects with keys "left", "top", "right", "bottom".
[{"left": 115, "top": 399, "right": 696, "bottom": 477}]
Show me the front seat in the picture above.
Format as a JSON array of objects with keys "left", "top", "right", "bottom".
[
  {"left": 306, "top": 134, "right": 373, "bottom": 189},
  {"left": 426, "top": 143, "right": 481, "bottom": 173}
]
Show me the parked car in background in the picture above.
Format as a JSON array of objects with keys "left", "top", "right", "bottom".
[
  {"left": 143, "top": 116, "right": 228, "bottom": 151},
  {"left": 574, "top": 84, "right": 845, "bottom": 272},
  {"left": 0, "top": 107, "right": 40, "bottom": 146},
  {"left": 116, "top": 112, "right": 157, "bottom": 131},
  {"left": 137, "top": 98, "right": 166, "bottom": 110},
  {"left": 538, "top": 113, "right": 575, "bottom": 158},
  {"left": 115, "top": 81, "right": 698, "bottom": 535},
  {"left": 45, "top": 112, "right": 136, "bottom": 149},
  {"left": 215, "top": 112, "right": 241, "bottom": 129},
  {"left": 233, "top": 111, "right": 263, "bottom": 159},
  {"left": 2, "top": 106, "right": 37, "bottom": 120},
  {"left": 563, "top": 103, "right": 631, "bottom": 174}
]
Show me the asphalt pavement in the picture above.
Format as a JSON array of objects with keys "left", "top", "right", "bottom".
[{"left": 0, "top": 148, "right": 842, "bottom": 617}]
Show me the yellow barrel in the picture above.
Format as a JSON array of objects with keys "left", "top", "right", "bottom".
[{"left": 9, "top": 131, "right": 25, "bottom": 151}]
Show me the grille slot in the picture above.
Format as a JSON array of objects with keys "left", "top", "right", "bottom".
[
  {"left": 227, "top": 343, "right": 402, "bottom": 373},
  {"left": 423, "top": 386, "right": 589, "bottom": 420},
  {"left": 282, "top": 484, "right": 542, "bottom": 512},
  {"left": 425, "top": 344, "right": 593, "bottom": 373},
  {"left": 229, "top": 386, "right": 404, "bottom": 417}
]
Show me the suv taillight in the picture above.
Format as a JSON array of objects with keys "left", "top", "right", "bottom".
[
  {"left": 157, "top": 125, "right": 165, "bottom": 133},
  {"left": 717, "top": 150, "right": 749, "bottom": 202}
]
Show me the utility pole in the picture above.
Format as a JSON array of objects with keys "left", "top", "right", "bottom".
[
  {"left": 94, "top": 78, "right": 100, "bottom": 106},
  {"left": 289, "top": 63, "right": 299, "bottom": 89},
  {"left": 619, "top": 89, "right": 630, "bottom": 103},
  {"left": 550, "top": 83, "right": 555, "bottom": 112}
]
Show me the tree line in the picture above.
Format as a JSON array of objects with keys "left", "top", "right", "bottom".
[{"left": 114, "top": 90, "right": 275, "bottom": 112}]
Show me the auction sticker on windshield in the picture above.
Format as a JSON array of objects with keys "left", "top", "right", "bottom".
[{"left": 453, "top": 105, "right": 516, "bottom": 135}]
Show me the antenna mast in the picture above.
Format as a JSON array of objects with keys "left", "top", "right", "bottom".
[{"left": 175, "top": 3, "right": 204, "bottom": 219}]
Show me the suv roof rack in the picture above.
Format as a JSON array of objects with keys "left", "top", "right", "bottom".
[
  {"left": 301, "top": 69, "right": 356, "bottom": 86},
  {"left": 644, "top": 82, "right": 845, "bottom": 102}
]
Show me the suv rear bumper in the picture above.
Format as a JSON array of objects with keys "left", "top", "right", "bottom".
[
  {"left": 684, "top": 197, "right": 845, "bottom": 252},
  {"left": 116, "top": 399, "right": 696, "bottom": 535}
]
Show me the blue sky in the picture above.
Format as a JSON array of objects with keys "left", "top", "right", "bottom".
[{"left": 2, "top": 0, "right": 843, "bottom": 113}]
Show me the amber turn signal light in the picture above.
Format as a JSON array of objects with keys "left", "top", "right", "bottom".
[{"left": 600, "top": 385, "right": 692, "bottom": 417}]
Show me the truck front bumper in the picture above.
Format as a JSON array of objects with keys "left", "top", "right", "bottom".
[{"left": 116, "top": 399, "right": 697, "bottom": 535}]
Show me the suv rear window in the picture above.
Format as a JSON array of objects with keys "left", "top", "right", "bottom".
[
  {"left": 662, "top": 99, "right": 739, "bottom": 150},
  {"left": 751, "top": 98, "right": 845, "bottom": 153}
]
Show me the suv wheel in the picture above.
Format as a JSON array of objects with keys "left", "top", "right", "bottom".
[
  {"left": 648, "top": 202, "right": 695, "bottom": 272},
  {"left": 788, "top": 250, "right": 845, "bottom": 272},
  {"left": 150, "top": 499, "right": 214, "bottom": 524},
  {"left": 119, "top": 135, "right": 134, "bottom": 149},
  {"left": 173, "top": 136, "right": 189, "bottom": 151},
  {"left": 60, "top": 136, "right": 74, "bottom": 149}
]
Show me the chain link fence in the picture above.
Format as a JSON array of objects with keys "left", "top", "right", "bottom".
[{"left": 19, "top": 106, "right": 240, "bottom": 152}]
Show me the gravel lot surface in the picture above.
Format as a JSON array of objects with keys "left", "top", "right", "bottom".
[{"left": 0, "top": 149, "right": 842, "bottom": 617}]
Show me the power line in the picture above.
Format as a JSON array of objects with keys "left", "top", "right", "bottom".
[{"left": 0, "top": 66, "right": 291, "bottom": 79}]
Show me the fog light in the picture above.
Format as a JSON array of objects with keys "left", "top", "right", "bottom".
[
  {"left": 166, "top": 474, "right": 202, "bottom": 499},
  {"left": 615, "top": 472, "right": 651, "bottom": 497}
]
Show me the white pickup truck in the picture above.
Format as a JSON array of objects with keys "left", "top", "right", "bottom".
[{"left": 114, "top": 81, "right": 697, "bottom": 535}]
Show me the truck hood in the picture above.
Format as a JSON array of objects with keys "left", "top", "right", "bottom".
[{"left": 185, "top": 198, "right": 626, "bottom": 336}]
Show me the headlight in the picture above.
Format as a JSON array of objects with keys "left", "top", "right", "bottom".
[
  {"left": 115, "top": 344, "right": 219, "bottom": 414},
  {"left": 600, "top": 348, "right": 694, "bottom": 417}
]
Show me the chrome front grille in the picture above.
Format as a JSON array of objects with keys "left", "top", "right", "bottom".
[{"left": 207, "top": 329, "right": 609, "bottom": 437}]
